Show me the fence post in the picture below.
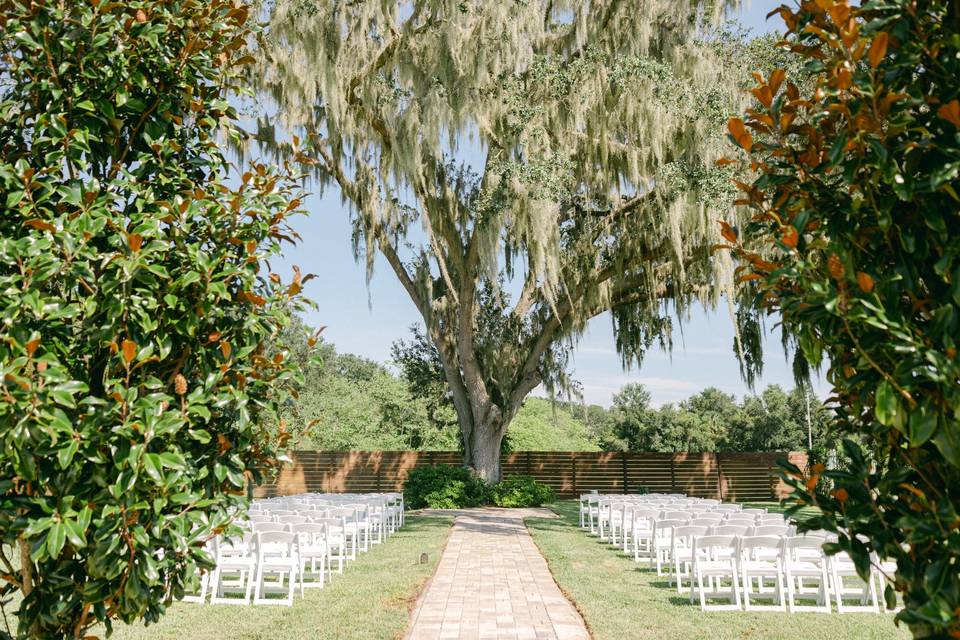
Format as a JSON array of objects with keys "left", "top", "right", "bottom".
[
  {"left": 526, "top": 451, "right": 532, "bottom": 476},
  {"left": 375, "top": 453, "right": 382, "bottom": 492},
  {"left": 571, "top": 453, "right": 578, "bottom": 495},
  {"left": 621, "top": 452, "right": 628, "bottom": 494},
  {"left": 715, "top": 453, "right": 724, "bottom": 502},
  {"left": 670, "top": 454, "right": 677, "bottom": 493}
]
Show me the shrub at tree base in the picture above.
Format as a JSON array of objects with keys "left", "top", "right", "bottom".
[
  {"left": 0, "top": 1, "right": 311, "bottom": 638},
  {"left": 724, "top": 1, "right": 959, "bottom": 637},
  {"left": 403, "top": 465, "right": 491, "bottom": 510},
  {"left": 490, "top": 476, "right": 555, "bottom": 508},
  {"left": 403, "top": 467, "right": 555, "bottom": 509}
]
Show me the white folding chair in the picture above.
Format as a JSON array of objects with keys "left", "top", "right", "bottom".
[
  {"left": 253, "top": 522, "right": 290, "bottom": 534},
  {"left": 631, "top": 509, "right": 659, "bottom": 562},
  {"left": 713, "top": 504, "right": 743, "bottom": 513},
  {"left": 329, "top": 507, "right": 360, "bottom": 560},
  {"left": 253, "top": 531, "right": 302, "bottom": 606},
  {"left": 587, "top": 496, "right": 601, "bottom": 534},
  {"left": 781, "top": 536, "right": 831, "bottom": 613},
  {"left": 672, "top": 525, "right": 709, "bottom": 591},
  {"left": 829, "top": 551, "right": 880, "bottom": 613},
  {"left": 709, "top": 524, "right": 750, "bottom": 537},
  {"left": 738, "top": 535, "right": 786, "bottom": 611},
  {"left": 210, "top": 533, "right": 256, "bottom": 605},
  {"left": 293, "top": 523, "right": 328, "bottom": 589},
  {"left": 247, "top": 514, "right": 274, "bottom": 524},
  {"left": 653, "top": 519, "right": 687, "bottom": 575},
  {"left": 751, "top": 524, "right": 789, "bottom": 537},
  {"left": 578, "top": 494, "right": 592, "bottom": 528},
  {"left": 313, "top": 516, "right": 347, "bottom": 576},
  {"left": 181, "top": 538, "right": 216, "bottom": 604},
  {"left": 692, "top": 535, "right": 741, "bottom": 610}
]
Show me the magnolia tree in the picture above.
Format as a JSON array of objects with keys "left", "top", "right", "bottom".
[
  {"left": 0, "top": 1, "right": 312, "bottom": 637},
  {"left": 724, "top": 0, "right": 959, "bottom": 636},
  {"left": 254, "top": 0, "right": 753, "bottom": 480}
]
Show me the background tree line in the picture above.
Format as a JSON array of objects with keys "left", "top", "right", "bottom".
[{"left": 278, "top": 320, "right": 829, "bottom": 455}]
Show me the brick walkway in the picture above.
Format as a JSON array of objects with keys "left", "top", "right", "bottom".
[{"left": 406, "top": 508, "right": 590, "bottom": 640}]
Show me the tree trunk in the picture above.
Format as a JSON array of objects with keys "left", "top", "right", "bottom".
[{"left": 469, "top": 420, "right": 505, "bottom": 482}]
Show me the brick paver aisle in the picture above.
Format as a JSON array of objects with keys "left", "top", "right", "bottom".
[{"left": 406, "top": 508, "right": 590, "bottom": 640}]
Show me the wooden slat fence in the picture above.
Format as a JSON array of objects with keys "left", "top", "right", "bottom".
[{"left": 254, "top": 451, "right": 807, "bottom": 501}]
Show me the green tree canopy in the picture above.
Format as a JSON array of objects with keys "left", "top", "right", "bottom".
[{"left": 254, "top": 0, "right": 753, "bottom": 479}]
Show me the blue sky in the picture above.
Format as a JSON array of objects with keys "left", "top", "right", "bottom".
[{"left": 272, "top": 0, "right": 827, "bottom": 408}]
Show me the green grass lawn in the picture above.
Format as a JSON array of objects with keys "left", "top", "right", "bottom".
[
  {"left": 4, "top": 515, "right": 452, "bottom": 640},
  {"left": 526, "top": 500, "right": 908, "bottom": 640}
]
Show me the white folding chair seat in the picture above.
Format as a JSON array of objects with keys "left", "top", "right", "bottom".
[
  {"left": 692, "top": 535, "right": 741, "bottom": 610},
  {"left": 253, "top": 531, "right": 302, "bottom": 606}
]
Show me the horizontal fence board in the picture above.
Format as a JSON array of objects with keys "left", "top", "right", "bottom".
[{"left": 253, "top": 450, "right": 807, "bottom": 501}]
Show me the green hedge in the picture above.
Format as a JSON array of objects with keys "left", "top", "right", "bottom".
[
  {"left": 402, "top": 465, "right": 491, "bottom": 509},
  {"left": 490, "top": 475, "right": 556, "bottom": 507},
  {"left": 402, "top": 466, "right": 555, "bottom": 509}
]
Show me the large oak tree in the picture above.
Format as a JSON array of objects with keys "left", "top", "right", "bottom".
[{"left": 255, "top": 0, "right": 748, "bottom": 479}]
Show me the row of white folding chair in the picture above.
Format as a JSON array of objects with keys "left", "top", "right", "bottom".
[
  {"left": 606, "top": 501, "right": 766, "bottom": 544},
  {"left": 250, "top": 505, "right": 378, "bottom": 557},
  {"left": 669, "top": 525, "right": 791, "bottom": 591},
  {"left": 254, "top": 500, "right": 399, "bottom": 545},
  {"left": 579, "top": 493, "right": 689, "bottom": 531},
  {"left": 184, "top": 531, "right": 305, "bottom": 607},
  {"left": 686, "top": 534, "right": 883, "bottom": 614},
  {"left": 188, "top": 516, "right": 364, "bottom": 607},
  {"left": 631, "top": 510, "right": 786, "bottom": 564}
]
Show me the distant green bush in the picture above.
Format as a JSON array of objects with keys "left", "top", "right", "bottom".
[
  {"left": 403, "top": 465, "right": 490, "bottom": 509},
  {"left": 491, "top": 475, "right": 555, "bottom": 508}
]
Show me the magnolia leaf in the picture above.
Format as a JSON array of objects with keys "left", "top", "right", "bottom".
[
  {"left": 874, "top": 381, "right": 899, "bottom": 427},
  {"left": 868, "top": 32, "right": 889, "bottom": 68},
  {"left": 121, "top": 339, "right": 137, "bottom": 363}
]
